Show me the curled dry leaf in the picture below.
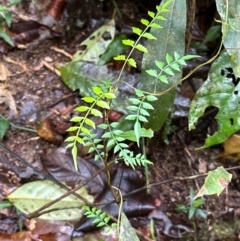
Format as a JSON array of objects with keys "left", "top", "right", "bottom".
[
  {"left": 0, "top": 85, "right": 18, "bottom": 116},
  {"left": 37, "top": 118, "right": 63, "bottom": 145}
]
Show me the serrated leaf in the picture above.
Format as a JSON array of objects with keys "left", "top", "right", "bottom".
[
  {"left": 142, "top": 102, "right": 154, "bottom": 110},
  {"left": 127, "top": 58, "right": 137, "bottom": 68},
  {"left": 163, "top": 67, "right": 174, "bottom": 75},
  {"left": 114, "top": 55, "right": 126, "bottom": 61},
  {"left": 156, "top": 15, "right": 167, "bottom": 20},
  {"left": 104, "top": 92, "right": 115, "bottom": 99},
  {"left": 122, "top": 39, "right": 135, "bottom": 47},
  {"left": 97, "top": 123, "right": 108, "bottom": 129},
  {"left": 92, "top": 86, "right": 103, "bottom": 95},
  {"left": 73, "top": 19, "right": 115, "bottom": 64},
  {"left": 170, "top": 63, "right": 180, "bottom": 71},
  {"left": 110, "top": 122, "right": 119, "bottom": 128},
  {"left": 142, "top": 32, "right": 157, "bottom": 40},
  {"left": 65, "top": 136, "right": 77, "bottom": 142},
  {"left": 70, "top": 116, "right": 84, "bottom": 122},
  {"left": 7, "top": 180, "right": 93, "bottom": 220},
  {"left": 75, "top": 106, "right": 89, "bottom": 112},
  {"left": 80, "top": 126, "right": 90, "bottom": 135},
  {"left": 141, "top": 19, "right": 149, "bottom": 26},
  {"left": 85, "top": 118, "right": 95, "bottom": 128},
  {"left": 135, "top": 44, "right": 148, "bottom": 53},
  {"left": 138, "top": 115, "right": 148, "bottom": 122},
  {"left": 91, "top": 109, "right": 103, "bottom": 117},
  {"left": 189, "top": 51, "right": 240, "bottom": 147},
  {"left": 102, "top": 132, "right": 112, "bottom": 138},
  {"left": 139, "top": 108, "right": 150, "bottom": 116},
  {"left": 165, "top": 53, "right": 173, "bottom": 64},
  {"left": 135, "top": 89, "right": 144, "bottom": 97},
  {"left": 148, "top": 11, "right": 155, "bottom": 18},
  {"left": 125, "top": 114, "right": 137, "bottom": 120},
  {"left": 65, "top": 143, "right": 74, "bottom": 148},
  {"left": 150, "top": 23, "right": 161, "bottom": 29},
  {"left": 82, "top": 96, "right": 95, "bottom": 103},
  {"left": 155, "top": 60, "right": 164, "bottom": 70},
  {"left": 66, "top": 126, "right": 79, "bottom": 132},
  {"left": 96, "top": 100, "right": 110, "bottom": 109},
  {"left": 158, "top": 74, "right": 168, "bottom": 83},
  {"left": 132, "top": 27, "right": 142, "bottom": 35},
  {"left": 146, "top": 69, "right": 158, "bottom": 78},
  {"left": 107, "top": 139, "right": 115, "bottom": 148},
  {"left": 146, "top": 95, "right": 158, "bottom": 101},
  {"left": 194, "top": 166, "right": 232, "bottom": 199},
  {"left": 127, "top": 106, "right": 139, "bottom": 111},
  {"left": 129, "top": 98, "right": 141, "bottom": 105}
]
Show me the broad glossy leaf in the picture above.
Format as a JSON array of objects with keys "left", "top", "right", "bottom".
[
  {"left": 141, "top": 0, "right": 187, "bottom": 131},
  {"left": 73, "top": 19, "right": 115, "bottom": 64},
  {"left": 8, "top": 180, "right": 94, "bottom": 220},
  {"left": 189, "top": 51, "right": 240, "bottom": 147}
]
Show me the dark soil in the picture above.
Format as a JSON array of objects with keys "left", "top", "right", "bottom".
[{"left": 0, "top": 0, "right": 240, "bottom": 240}]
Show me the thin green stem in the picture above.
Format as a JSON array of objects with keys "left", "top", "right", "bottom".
[
  {"left": 0, "top": 114, "right": 37, "bottom": 133},
  {"left": 115, "top": 8, "right": 168, "bottom": 86}
]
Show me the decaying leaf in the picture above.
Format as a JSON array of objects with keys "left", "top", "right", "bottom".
[
  {"left": 0, "top": 63, "right": 10, "bottom": 81},
  {"left": 194, "top": 166, "right": 232, "bottom": 199},
  {"left": 0, "top": 85, "right": 18, "bottom": 116},
  {"left": 8, "top": 179, "right": 94, "bottom": 220},
  {"left": 73, "top": 19, "right": 115, "bottom": 63}
]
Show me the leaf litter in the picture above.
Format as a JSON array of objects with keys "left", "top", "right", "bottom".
[{"left": 0, "top": 0, "right": 240, "bottom": 240}]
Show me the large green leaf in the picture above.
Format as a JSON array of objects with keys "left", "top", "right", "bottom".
[
  {"left": 141, "top": 0, "right": 187, "bottom": 131},
  {"left": 189, "top": 51, "right": 240, "bottom": 147},
  {"left": 8, "top": 180, "right": 94, "bottom": 220},
  {"left": 216, "top": 0, "right": 240, "bottom": 76},
  {"left": 73, "top": 19, "right": 115, "bottom": 63}
]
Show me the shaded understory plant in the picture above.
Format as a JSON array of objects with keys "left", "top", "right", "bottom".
[{"left": 64, "top": 0, "right": 198, "bottom": 234}]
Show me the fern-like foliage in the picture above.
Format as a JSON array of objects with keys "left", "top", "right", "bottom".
[
  {"left": 146, "top": 52, "right": 199, "bottom": 83},
  {"left": 65, "top": 81, "right": 115, "bottom": 170},
  {"left": 83, "top": 206, "right": 117, "bottom": 232},
  {"left": 114, "top": 0, "right": 172, "bottom": 71}
]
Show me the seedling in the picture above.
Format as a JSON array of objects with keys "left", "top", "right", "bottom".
[{"left": 176, "top": 187, "right": 207, "bottom": 220}]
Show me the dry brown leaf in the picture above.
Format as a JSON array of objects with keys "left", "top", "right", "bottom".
[
  {"left": 0, "top": 63, "right": 10, "bottom": 81},
  {"left": 0, "top": 85, "right": 18, "bottom": 116},
  {"left": 4, "top": 55, "right": 28, "bottom": 74},
  {"left": 220, "top": 134, "right": 240, "bottom": 163}
]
